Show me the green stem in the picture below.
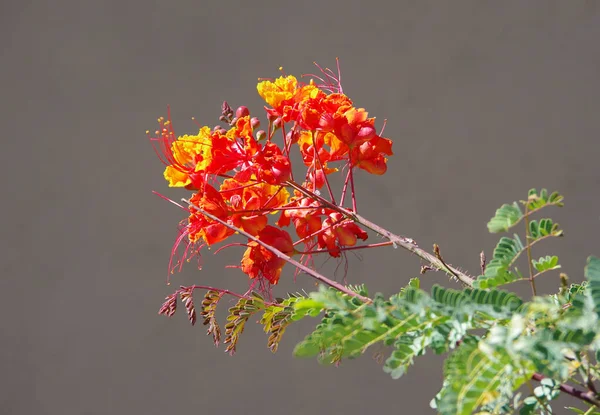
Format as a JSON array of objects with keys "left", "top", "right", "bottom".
[{"left": 523, "top": 205, "right": 537, "bottom": 296}]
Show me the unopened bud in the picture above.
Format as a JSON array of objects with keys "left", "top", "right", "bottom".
[
  {"left": 250, "top": 117, "right": 260, "bottom": 130},
  {"left": 272, "top": 117, "right": 282, "bottom": 130},
  {"left": 256, "top": 130, "right": 267, "bottom": 141},
  {"left": 222, "top": 101, "right": 232, "bottom": 115},
  {"left": 236, "top": 106, "right": 250, "bottom": 118}
]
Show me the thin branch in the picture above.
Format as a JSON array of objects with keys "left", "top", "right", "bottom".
[
  {"left": 286, "top": 181, "right": 475, "bottom": 286},
  {"left": 480, "top": 251, "right": 486, "bottom": 274},
  {"left": 532, "top": 373, "right": 600, "bottom": 408},
  {"left": 504, "top": 199, "right": 564, "bottom": 230},
  {"left": 433, "top": 244, "right": 460, "bottom": 280},
  {"left": 182, "top": 198, "right": 372, "bottom": 304},
  {"left": 524, "top": 204, "right": 537, "bottom": 296},
  {"left": 507, "top": 233, "right": 558, "bottom": 269}
]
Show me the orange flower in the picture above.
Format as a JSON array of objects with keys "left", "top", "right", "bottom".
[
  {"left": 220, "top": 177, "right": 290, "bottom": 236},
  {"left": 151, "top": 116, "right": 213, "bottom": 190},
  {"left": 352, "top": 135, "right": 394, "bottom": 175},
  {"left": 253, "top": 142, "right": 292, "bottom": 185},
  {"left": 187, "top": 185, "right": 234, "bottom": 246},
  {"left": 277, "top": 196, "right": 324, "bottom": 240},
  {"left": 332, "top": 107, "right": 377, "bottom": 148},
  {"left": 297, "top": 92, "right": 352, "bottom": 132},
  {"left": 318, "top": 212, "right": 368, "bottom": 257},
  {"left": 296, "top": 131, "right": 332, "bottom": 166},
  {"left": 241, "top": 226, "right": 295, "bottom": 284}
]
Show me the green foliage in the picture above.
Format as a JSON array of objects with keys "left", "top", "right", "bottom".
[
  {"left": 519, "top": 378, "right": 560, "bottom": 415},
  {"left": 434, "top": 340, "right": 532, "bottom": 415},
  {"left": 160, "top": 187, "right": 600, "bottom": 414},
  {"left": 473, "top": 235, "right": 523, "bottom": 289},
  {"left": 288, "top": 189, "right": 600, "bottom": 414},
  {"left": 486, "top": 189, "right": 563, "bottom": 234},
  {"left": 224, "top": 293, "right": 266, "bottom": 355},
  {"left": 525, "top": 188, "right": 564, "bottom": 211},
  {"left": 586, "top": 256, "right": 600, "bottom": 318},
  {"left": 294, "top": 272, "right": 600, "bottom": 414},
  {"left": 475, "top": 189, "right": 564, "bottom": 290},
  {"left": 528, "top": 218, "right": 563, "bottom": 239},
  {"left": 532, "top": 255, "right": 561, "bottom": 273},
  {"left": 293, "top": 282, "right": 524, "bottom": 369},
  {"left": 488, "top": 202, "right": 523, "bottom": 233}
]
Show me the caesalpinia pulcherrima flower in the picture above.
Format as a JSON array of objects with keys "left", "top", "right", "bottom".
[{"left": 149, "top": 60, "right": 393, "bottom": 290}]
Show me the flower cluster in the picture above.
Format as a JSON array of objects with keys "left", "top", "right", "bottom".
[{"left": 149, "top": 62, "right": 393, "bottom": 287}]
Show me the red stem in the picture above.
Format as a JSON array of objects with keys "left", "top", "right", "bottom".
[
  {"left": 182, "top": 197, "right": 372, "bottom": 303},
  {"left": 532, "top": 373, "right": 600, "bottom": 407}
]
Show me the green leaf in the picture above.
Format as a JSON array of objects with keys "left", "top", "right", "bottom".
[
  {"left": 260, "top": 295, "right": 307, "bottom": 353},
  {"left": 474, "top": 236, "right": 523, "bottom": 289},
  {"left": 436, "top": 342, "right": 531, "bottom": 415},
  {"left": 431, "top": 285, "right": 523, "bottom": 315},
  {"left": 292, "top": 298, "right": 324, "bottom": 317},
  {"left": 532, "top": 255, "right": 561, "bottom": 273},
  {"left": 528, "top": 218, "right": 563, "bottom": 239},
  {"left": 223, "top": 295, "right": 265, "bottom": 355},
  {"left": 487, "top": 202, "right": 523, "bottom": 233},
  {"left": 383, "top": 333, "right": 427, "bottom": 379},
  {"left": 525, "top": 188, "right": 564, "bottom": 211},
  {"left": 585, "top": 256, "right": 600, "bottom": 318}
]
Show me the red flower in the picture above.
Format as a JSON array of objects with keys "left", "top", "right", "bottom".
[
  {"left": 352, "top": 135, "right": 394, "bottom": 175},
  {"left": 241, "top": 226, "right": 295, "bottom": 284},
  {"left": 220, "top": 177, "right": 290, "bottom": 236},
  {"left": 318, "top": 212, "right": 368, "bottom": 257},
  {"left": 187, "top": 185, "right": 234, "bottom": 246},
  {"left": 277, "top": 196, "right": 324, "bottom": 240}
]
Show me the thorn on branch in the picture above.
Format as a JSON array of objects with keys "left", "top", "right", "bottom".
[
  {"left": 433, "top": 244, "right": 460, "bottom": 280},
  {"left": 420, "top": 265, "right": 435, "bottom": 274}
]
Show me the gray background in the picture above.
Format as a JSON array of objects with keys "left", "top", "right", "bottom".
[{"left": 2, "top": 1, "right": 600, "bottom": 414}]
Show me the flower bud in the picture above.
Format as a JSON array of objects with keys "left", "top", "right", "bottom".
[
  {"left": 286, "top": 130, "right": 299, "bottom": 144},
  {"left": 250, "top": 117, "right": 260, "bottom": 130},
  {"left": 256, "top": 130, "right": 267, "bottom": 141},
  {"left": 236, "top": 106, "right": 250, "bottom": 118},
  {"left": 272, "top": 117, "right": 282, "bottom": 130},
  {"left": 222, "top": 101, "right": 232, "bottom": 115}
]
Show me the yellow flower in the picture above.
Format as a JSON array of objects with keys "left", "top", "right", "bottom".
[
  {"left": 257, "top": 75, "right": 298, "bottom": 108},
  {"left": 163, "top": 126, "right": 213, "bottom": 187}
]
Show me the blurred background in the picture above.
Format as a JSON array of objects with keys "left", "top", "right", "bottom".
[{"left": 2, "top": 1, "right": 600, "bottom": 414}]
